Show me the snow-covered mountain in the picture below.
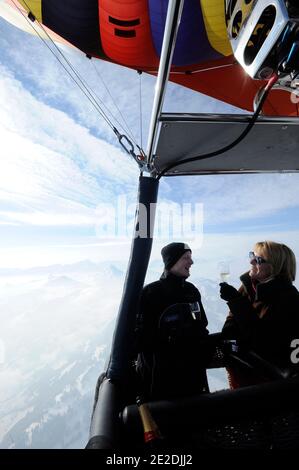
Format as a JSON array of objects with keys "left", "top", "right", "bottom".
[{"left": 0, "top": 261, "right": 229, "bottom": 448}]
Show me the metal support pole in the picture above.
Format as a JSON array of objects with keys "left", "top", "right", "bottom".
[{"left": 146, "top": 0, "right": 185, "bottom": 165}]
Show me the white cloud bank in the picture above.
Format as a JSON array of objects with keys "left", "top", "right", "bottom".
[{"left": 0, "top": 64, "right": 139, "bottom": 230}]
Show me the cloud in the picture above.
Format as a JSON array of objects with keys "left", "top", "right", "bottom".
[
  {"left": 0, "top": 66, "right": 140, "bottom": 230},
  {"left": 0, "top": 16, "right": 154, "bottom": 148},
  {"left": 0, "top": 64, "right": 138, "bottom": 181},
  {"left": 160, "top": 172, "right": 299, "bottom": 227},
  {"left": 0, "top": 14, "right": 238, "bottom": 154}
]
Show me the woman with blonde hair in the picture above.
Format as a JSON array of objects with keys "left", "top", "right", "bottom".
[{"left": 220, "top": 241, "right": 299, "bottom": 388}]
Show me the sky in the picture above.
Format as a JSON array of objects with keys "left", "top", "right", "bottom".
[
  {"left": 1, "top": 14, "right": 299, "bottom": 279},
  {"left": 1, "top": 6, "right": 299, "bottom": 448}
]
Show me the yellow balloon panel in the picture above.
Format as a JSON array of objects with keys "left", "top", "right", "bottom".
[
  {"left": 200, "top": 0, "right": 232, "bottom": 56},
  {"left": 18, "top": 0, "right": 42, "bottom": 22}
]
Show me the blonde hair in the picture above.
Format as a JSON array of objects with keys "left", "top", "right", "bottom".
[{"left": 254, "top": 241, "right": 296, "bottom": 282}]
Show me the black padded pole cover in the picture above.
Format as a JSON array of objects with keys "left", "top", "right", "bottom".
[{"left": 107, "top": 176, "right": 159, "bottom": 381}]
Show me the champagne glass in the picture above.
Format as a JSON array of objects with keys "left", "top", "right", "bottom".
[{"left": 219, "top": 261, "right": 230, "bottom": 283}]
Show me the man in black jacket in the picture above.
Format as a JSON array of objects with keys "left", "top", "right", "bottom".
[{"left": 136, "top": 242, "right": 211, "bottom": 400}]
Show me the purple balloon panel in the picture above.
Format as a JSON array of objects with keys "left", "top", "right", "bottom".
[{"left": 148, "top": 0, "right": 222, "bottom": 66}]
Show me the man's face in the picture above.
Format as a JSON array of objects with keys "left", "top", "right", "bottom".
[{"left": 169, "top": 251, "right": 193, "bottom": 278}]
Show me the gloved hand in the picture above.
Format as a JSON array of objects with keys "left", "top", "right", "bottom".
[{"left": 219, "top": 282, "right": 241, "bottom": 301}]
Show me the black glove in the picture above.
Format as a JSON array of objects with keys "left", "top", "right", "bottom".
[{"left": 219, "top": 282, "right": 241, "bottom": 301}]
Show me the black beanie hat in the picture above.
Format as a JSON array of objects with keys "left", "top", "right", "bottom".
[{"left": 161, "top": 242, "right": 191, "bottom": 270}]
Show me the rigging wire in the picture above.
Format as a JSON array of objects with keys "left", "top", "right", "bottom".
[
  {"left": 138, "top": 71, "right": 143, "bottom": 149},
  {"left": 11, "top": 0, "right": 115, "bottom": 131},
  {"left": 156, "top": 74, "right": 279, "bottom": 180},
  {"left": 169, "top": 62, "right": 236, "bottom": 75},
  {"left": 90, "top": 60, "right": 138, "bottom": 145},
  {"left": 130, "top": 62, "right": 235, "bottom": 75},
  {"left": 10, "top": 0, "right": 142, "bottom": 157}
]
